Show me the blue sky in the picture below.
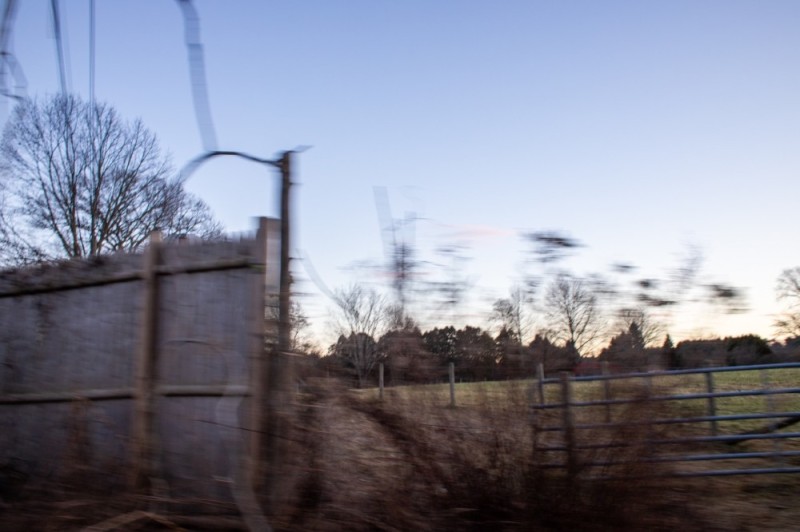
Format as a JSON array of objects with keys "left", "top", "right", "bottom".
[{"left": 6, "top": 1, "right": 800, "bottom": 344}]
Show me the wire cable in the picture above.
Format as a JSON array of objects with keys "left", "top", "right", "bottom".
[
  {"left": 0, "top": 0, "right": 27, "bottom": 102},
  {"left": 49, "top": 0, "right": 68, "bottom": 94},
  {"left": 298, "top": 250, "right": 336, "bottom": 302},
  {"left": 175, "top": 0, "right": 218, "bottom": 151},
  {"left": 89, "top": 0, "right": 95, "bottom": 103}
]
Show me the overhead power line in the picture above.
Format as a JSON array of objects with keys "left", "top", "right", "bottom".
[
  {"left": 176, "top": 0, "right": 218, "bottom": 151},
  {"left": 0, "top": 0, "right": 27, "bottom": 102},
  {"left": 89, "top": 0, "right": 95, "bottom": 103},
  {"left": 49, "top": 0, "right": 69, "bottom": 94}
]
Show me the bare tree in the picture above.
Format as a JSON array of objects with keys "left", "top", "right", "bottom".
[
  {"left": 491, "top": 286, "right": 531, "bottom": 345},
  {"left": 0, "top": 187, "right": 44, "bottom": 264},
  {"left": 614, "top": 307, "right": 664, "bottom": 347},
  {"left": 331, "top": 284, "right": 387, "bottom": 387},
  {"left": 544, "top": 274, "right": 604, "bottom": 357},
  {"left": 268, "top": 299, "right": 314, "bottom": 354},
  {"left": 0, "top": 95, "right": 220, "bottom": 263},
  {"left": 775, "top": 267, "right": 800, "bottom": 337}
]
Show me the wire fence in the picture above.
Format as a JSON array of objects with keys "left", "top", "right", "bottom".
[{"left": 532, "top": 362, "right": 800, "bottom": 479}]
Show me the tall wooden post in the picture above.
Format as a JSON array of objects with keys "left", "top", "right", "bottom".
[
  {"left": 264, "top": 151, "right": 294, "bottom": 511},
  {"left": 277, "top": 151, "right": 292, "bottom": 375},
  {"left": 131, "top": 231, "right": 161, "bottom": 489}
]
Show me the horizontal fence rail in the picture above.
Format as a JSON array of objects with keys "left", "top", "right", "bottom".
[
  {"left": 0, "top": 384, "right": 253, "bottom": 405},
  {"left": 532, "top": 362, "right": 800, "bottom": 479}
]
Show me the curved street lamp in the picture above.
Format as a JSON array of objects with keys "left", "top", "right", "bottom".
[{"left": 182, "top": 149, "right": 294, "bottom": 362}]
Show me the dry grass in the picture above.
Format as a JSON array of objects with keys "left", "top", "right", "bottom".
[
  {"left": 3, "top": 375, "right": 800, "bottom": 530},
  {"left": 274, "top": 378, "right": 708, "bottom": 531}
]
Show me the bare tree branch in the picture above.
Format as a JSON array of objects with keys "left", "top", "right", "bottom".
[
  {"left": 0, "top": 95, "right": 220, "bottom": 264},
  {"left": 330, "top": 284, "right": 388, "bottom": 387},
  {"left": 775, "top": 267, "right": 800, "bottom": 338},
  {"left": 544, "top": 274, "right": 604, "bottom": 357}
]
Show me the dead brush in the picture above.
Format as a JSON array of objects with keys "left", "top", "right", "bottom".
[
  {"left": 2, "top": 376, "right": 711, "bottom": 530},
  {"left": 282, "top": 378, "right": 706, "bottom": 531},
  {"left": 529, "top": 378, "right": 706, "bottom": 531}
]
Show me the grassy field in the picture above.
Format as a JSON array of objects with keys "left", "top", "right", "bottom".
[
  {"left": 375, "top": 366, "right": 800, "bottom": 426},
  {"left": 570, "top": 366, "right": 800, "bottom": 435}
]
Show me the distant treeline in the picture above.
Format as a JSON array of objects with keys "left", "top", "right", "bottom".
[{"left": 298, "top": 326, "right": 800, "bottom": 387}]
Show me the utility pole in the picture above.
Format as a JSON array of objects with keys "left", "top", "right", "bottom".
[
  {"left": 179, "top": 147, "right": 298, "bottom": 510},
  {"left": 277, "top": 151, "right": 292, "bottom": 363},
  {"left": 263, "top": 150, "right": 293, "bottom": 512}
]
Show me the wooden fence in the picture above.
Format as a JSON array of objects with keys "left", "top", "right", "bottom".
[{"left": 0, "top": 218, "right": 279, "bottom": 501}]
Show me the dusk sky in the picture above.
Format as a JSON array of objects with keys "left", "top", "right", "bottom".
[{"left": 5, "top": 1, "right": 800, "bottom": 345}]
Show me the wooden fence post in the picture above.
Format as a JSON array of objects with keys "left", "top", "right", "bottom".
[
  {"left": 131, "top": 231, "right": 161, "bottom": 489},
  {"left": 560, "top": 372, "right": 578, "bottom": 482},
  {"left": 537, "top": 363, "right": 546, "bottom": 406},
  {"left": 379, "top": 363, "right": 384, "bottom": 401},
  {"left": 531, "top": 363, "right": 546, "bottom": 457},
  {"left": 449, "top": 362, "right": 456, "bottom": 408},
  {"left": 760, "top": 369, "right": 783, "bottom": 462},
  {"left": 704, "top": 369, "right": 718, "bottom": 436},
  {"left": 601, "top": 361, "right": 611, "bottom": 423}
]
